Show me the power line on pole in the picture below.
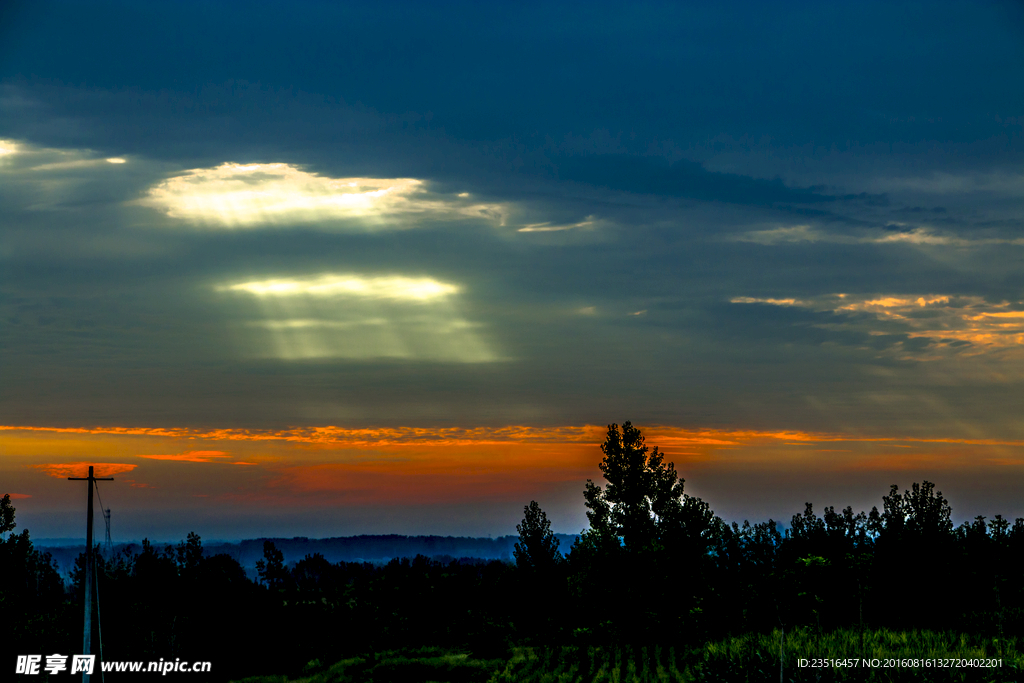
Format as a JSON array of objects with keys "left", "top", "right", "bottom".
[{"left": 68, "top": 466, "right": 114, "bottom": 683}]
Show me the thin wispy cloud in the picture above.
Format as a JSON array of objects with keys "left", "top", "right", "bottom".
[
  {"left": 0, "top": 138, "right": 130, "bottom": 172},
  {"left": 865, "top": 171, "right": 1024, "bottom": 196},
  {"left": 517, "top": 216, "right": 595, "bottom": 233},
  {"left": 732, "top": 224, "right": 1024, "bottom": 247}
]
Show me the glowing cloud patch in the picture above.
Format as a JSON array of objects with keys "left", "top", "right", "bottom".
[
  {"left": 0, "top": 139, "right": 18, "bottom": 157},
  {"left": 33, "top": 462, "right": 138, "bottom": 479},
  {"left": 220, "top": 273, "right": 496, "bottom": 362},
  {"left": 222, "top": 275, "right": 460, "bottom": 302},
  {"left": 141, "top": 162, "right": 505, "bottom": 229},
  {"left": 732, "top": 293, "right": 1024, "bottom": 360},
  {"left": 137, "top": 450, "right": 231, "bottom": 463}
]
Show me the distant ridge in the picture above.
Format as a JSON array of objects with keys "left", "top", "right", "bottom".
[{"left": 37, "top": 533, "right": 580, "bottom": 574}]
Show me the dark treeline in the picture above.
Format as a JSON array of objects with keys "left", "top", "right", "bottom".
[
  {"left": 3, "top": 421, "right": 1024, "bottom": 680},
  {"left": 231, "top": 534, "right": 523, "bottom": 565},
  {"left": 36, "top": 534, "right": 582, "bottom": 576}
]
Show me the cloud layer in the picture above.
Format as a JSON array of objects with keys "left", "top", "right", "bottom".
[{"left": 2, "top": 1, "right": 1023, "bottom": 534}]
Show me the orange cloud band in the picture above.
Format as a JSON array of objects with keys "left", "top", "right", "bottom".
[
  {"left": 137, "top": 450, "right": 230, "bottom": 463},
  {"left": 6, "top": 423, "right": 1024, "bottom": 449},
  {"left": 8, "top": 424, "right": 1024, "bottom": 508},
  {"left": 33, "top": 462, "right": 138, "bottom": 479}
]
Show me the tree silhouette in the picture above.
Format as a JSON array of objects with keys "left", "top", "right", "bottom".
[
  {"left": 869, "top": 481, "right": 955, "bottom": 628},
  {"left": 874, "top": 481, "right": 952, "bottom": 543},
  {"left": 0, "top": 495, "right": 66, "bottom": 666},
  {"left": 513, "top": 501, "right": 564, "bottom": 640},
  {"left": 256, "top": 540, "right": 290, "bottom": 591},
  {"left": 0, "top": 493, "right": 16, "bottom": 537},
  {"left": 585, "top": 421, "right": 686, "bottom": 551},
  {"left": 572, "top": 422, "right": 720, "bottom": 641},
  {"left": 176, "top": 531, "right": 204, "bottom": 573},
  {"left": 514, "top": 501, "right": 561, "bottom": 574}
]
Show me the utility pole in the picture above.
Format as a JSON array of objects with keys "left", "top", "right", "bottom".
[{"left": 68, "top": 466, "right": 114, "bottom": 683}]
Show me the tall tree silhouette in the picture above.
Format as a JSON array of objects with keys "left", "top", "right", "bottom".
[
  {"left": 513, "top": 501, "right": 564, "bottom": 640},
  {"left": 871, "top": 481, "right": 954, "bottom": 628},
  {"left": 514, "top": 501, "right": 561, "bottom": 575},
  {"left": 572, "top": 422, "right": 718, "bottom": 641},
  {"left": 587, "top": 421, "right": 681, "bottom": 551},
  {"left": 1, "top": 493, "right": 16, "bottom": 536},
  {"left": 880, "top": 481, "right": 952, "bottom": 541},
  {"left": 256, "top": 540, "right": 290, "bottom": 592}
]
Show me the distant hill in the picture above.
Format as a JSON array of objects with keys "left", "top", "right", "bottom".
[{"left": 36, "top": 533, "right": 581, "bottom": 575}]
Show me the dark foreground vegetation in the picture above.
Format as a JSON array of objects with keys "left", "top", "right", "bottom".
[
  {"left": 232, "top": 634, "right": 1024, "bottom": 683},
  {"left": 4, "top": 422, "right": 1024, "bottom": 681}
]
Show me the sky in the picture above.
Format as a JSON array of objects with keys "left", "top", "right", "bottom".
[{"left": 2, "top": 1, "right": 1024, "bottom": 541}]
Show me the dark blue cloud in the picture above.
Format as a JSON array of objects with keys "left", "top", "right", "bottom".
[
  {"left": 3, "top": 1, "right": 1022, "bottom": 152},
  {"left": 556, "top": 155, "right": 835, "bottom": 205}
]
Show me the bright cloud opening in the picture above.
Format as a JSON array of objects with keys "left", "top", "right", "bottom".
[
  {"left": 142, "top": 162, "right": 505, "bottom": 228},
  {"left": 220, "top": 274, "right": 497, "bottom": 362},
  {"left": 221, "top": 275, "right": 461, "bottom": 301}
]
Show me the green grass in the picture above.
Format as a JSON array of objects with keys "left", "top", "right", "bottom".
[
  {"left": 493, "top": 631, "right": 1024, "bottom": 683},
  {"left": 233, "top": 647, "right": 507, "bottom": 683},
  {"left": 232, "top": 631, "right": 1024, "bottom": 683}
]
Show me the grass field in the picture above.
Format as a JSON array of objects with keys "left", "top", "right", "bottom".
[
  {"left": 234, "top": 648, "right": 506, "bottom": 683},
  {"left": 233, "top": 630, "right": 1024, "bottom": 683}
]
